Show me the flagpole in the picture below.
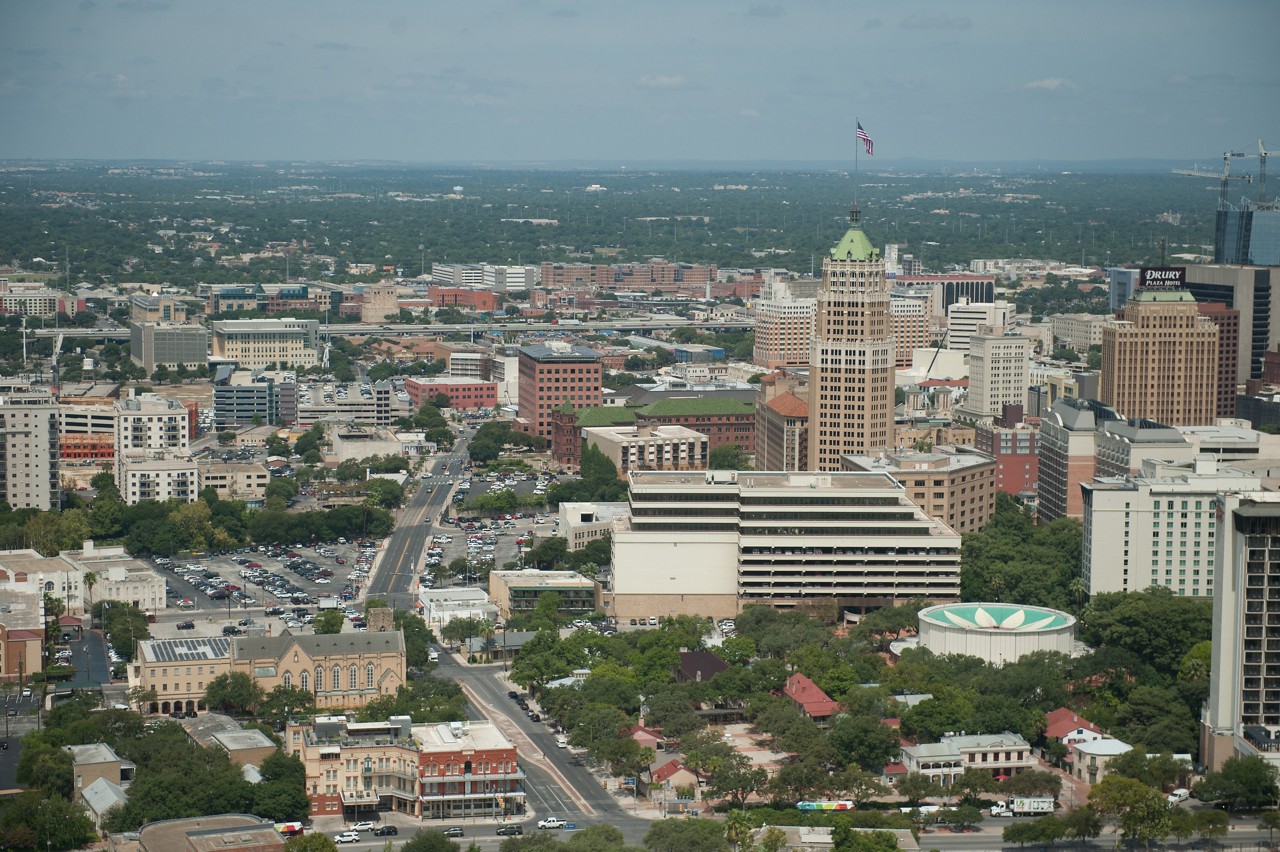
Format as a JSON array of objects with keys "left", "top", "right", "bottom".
[{"left": 852, "top": 116, "right": 860, "bottom": 224}]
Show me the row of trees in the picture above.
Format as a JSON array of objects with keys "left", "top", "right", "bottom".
[{"left": 11, "top": 694, "right": 309, "bottom": 846}]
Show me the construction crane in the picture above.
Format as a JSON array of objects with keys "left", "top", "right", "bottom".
[
  {"left": 1172, "top": 151, "right": 1252, "bottom": 210},
  {"left": 50, "top": 332, "right": 64, "bottom": 394},
  {"left": 1260, "top": 139, "right": 1273, "bottom": 205}
]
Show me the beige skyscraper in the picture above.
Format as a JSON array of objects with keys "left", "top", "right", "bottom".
[
  {"left": 1100, "top": 288, "right": 1219, "bottom": 427},
  {"left": 808, "top": 206, "right": 895, "bottom": 470}
]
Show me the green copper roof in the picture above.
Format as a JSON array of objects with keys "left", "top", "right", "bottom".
[
  {"left": 829, "top": 227, "right": 880, "bottom": 262},
  {"left": 1131, "top": 288, "right": 1195, "bottom": 303},
  {"left": 638, "top": 398, "right": 755, "bottom": 418},
  {"left": 575, "top": 406, "right": 638, "bottom": 427}
]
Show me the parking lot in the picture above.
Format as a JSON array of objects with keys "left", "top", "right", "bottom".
[
  {"left": 422, "top": 467, "right": 563, "bottom": 591},
  {"left": 152, "top": 537, "right": 385, "bottom": 636}
]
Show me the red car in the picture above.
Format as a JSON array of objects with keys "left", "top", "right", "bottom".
[
  {"left": 246, "top": 562, "right": 262, "bottom": 569},
  {"left": 336, "top": 557, "right": 346, "bottom": 564}
]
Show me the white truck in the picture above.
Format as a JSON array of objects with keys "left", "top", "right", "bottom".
[{"left": 990, "top": 797, "right": 1055, "bottom": 817}]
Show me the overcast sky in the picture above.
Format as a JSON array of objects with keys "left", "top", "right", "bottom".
[{"left": 3, "top": 0, "right": 1278, "bottom": 165}]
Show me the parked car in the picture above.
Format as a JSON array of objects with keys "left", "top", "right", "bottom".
[
  {"left": 334, "top": 832, "right": 360, "bottom": 844},
  {"left": 176, "top": 620, "right": 195, "bottom": 630},
  {"left": 351, "top": 821, "right": 375, "bottom": 832},
  {"left": 373, "top": 825, "right": 399, "bottom": 836},
  {"left": 442, "top": 827, "right": 464, "bottom": 838}
]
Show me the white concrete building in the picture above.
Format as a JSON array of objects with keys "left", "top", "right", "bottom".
[
  {"left": 902, "top": 732, "right": 1036, "bottom": 786},
  {"left": 418, "top": 588, "right": 499, "bottom": 635},
  {"left": 64, "top": 542, "right": 168, "bottom": 614},
  {"left": 118, "top": 451, "right": 199, "bottom": 506},
  {"left": 1081, "top": 456, "right": 1259, "bottom": 597},
  {"left": 558, "top": 502, "right": 629, "bottom": 552},
  {"left": 945, "top": 299, "right": 1011, "bottom": 353},
  {"left": 209, "top": 318, "right": 319, "bottom": 370},
  {"left": 609, "top": 470, "right": 961, "bottom": 622},
  {"left": 1050, "top": 312, "right": 1110, "bottom": 352},
  {"left": 956, "top": 335, "right": 1029, "bottom": 421}
]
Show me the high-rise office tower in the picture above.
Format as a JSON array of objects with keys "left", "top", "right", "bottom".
[
  {"left": 1201, "top": 491, "right": 1280, "bottom": 773},
  {"left": 1100, "top": 288, "right": 1219, "bottom": 427},
  {"left": 807, "top": 205, "right": 895, "bottom": 470}
]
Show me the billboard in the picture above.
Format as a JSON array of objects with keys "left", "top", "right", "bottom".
[{"left": 1139, "top": 267, "right": 1186, "bottom": 289}]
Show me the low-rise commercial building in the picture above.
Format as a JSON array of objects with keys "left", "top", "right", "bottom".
[
  {"left": 198, "top": 462, "right": 271, "bottom": 506},
  {"left": 403, "top": 376, "right": 498, "bottom": 410},
  {"left": 558, "top": 502, "right": 629, "bottom": 552},
  {"left": 902, "top": 732, "right": 1036, "bottom": 786},
  {"left": 582, "top": 424, "right": 708, "bottom": 474},
  {"left": 488, "top": 570, "right": 598, "bottom": 620},
  {"left": 288, "top": 715, "right": 525, "bottom": 821},
  {"left": 419, "top": 588, "right": 499, "bottom": 635},
  {"left": 1071, "top": 738, "right": 1134, "bottom": 785},
  {"left": 0, "top": 586, "right": 45, "bottom": 684},
  {"left": 66, "top": 542, "right": 168, "bottom": 615}
]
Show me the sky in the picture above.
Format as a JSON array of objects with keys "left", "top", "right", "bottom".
[{"left": 3, "top": 0, "right": 1278, "bottom": 165}]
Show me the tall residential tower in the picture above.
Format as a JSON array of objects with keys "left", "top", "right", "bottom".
[{"left": 808, "top": 206, "right": 895, "bottom": 470}]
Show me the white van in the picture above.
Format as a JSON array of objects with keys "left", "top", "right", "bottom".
[
  {"left": 556, "top": 735, "right": 568, "bottom": 748},
  {"left": 1167, "top": 788, "right": 1190, "bottom": 805}
]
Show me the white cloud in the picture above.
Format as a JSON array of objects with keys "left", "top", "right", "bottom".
[
  {"left": 739, "top": 108, "right": 759, "bottom": 118},
  {"left": 1025, "top": 77, "right": 1077, "bottom": 91},
  {"left": 637, "top": 75, "right": 688, "bottom": 90}
]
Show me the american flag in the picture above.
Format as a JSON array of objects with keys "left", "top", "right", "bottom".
[{"left": 856, "top": 122, "right": 873, "bottom": 156}]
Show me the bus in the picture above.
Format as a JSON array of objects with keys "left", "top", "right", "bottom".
[{"left": 796, "top": 801, "right": 854, "bottom": 811}]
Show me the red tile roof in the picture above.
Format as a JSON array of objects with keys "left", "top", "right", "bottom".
[
  {"left": 784, "top": 672, "right": 842, "bottom": 718},
  {"left": 766, "top": 391, "right": 809, "bottom": 418},
  {"left": 1044, "top": 707, "right": 1102, "bottom": 740},
  {"left": 628, "top": 724, "right": 665, "bottom": 741},
  {"left": 651, "top": 759, "right": 694, "bottom": 784}
]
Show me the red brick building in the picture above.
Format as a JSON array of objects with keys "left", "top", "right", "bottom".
[
  {"left": 428, "top": 287, "right": 499, "bottom": 312},
  {"left": 404, "top": 377, "right": 498, "bottom": 410},
  {"left": 61, "top": 433, "right": 115, "bottom": 463},
  {"left": 291, "top": 717, "right": 525, "bottom": 821},
  {"left": 517, "top": 344, "right": 602, "bottom": 439},
  {"left": 1197, "top": 301, "right": 1241, "bottom": 418},
  {"left": 635, "top": 398, "right": 755, "bottom": 453},
  {"left": 974, "top": 422, "right": 1040, "bottom": 501}
]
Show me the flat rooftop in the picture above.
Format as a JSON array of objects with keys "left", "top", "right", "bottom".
[
  {"left": 415, "top": 720, "right": 514, "bottom": 753},
  {"left": 628, "top": 470, "right": 902, "bottom": 490}
]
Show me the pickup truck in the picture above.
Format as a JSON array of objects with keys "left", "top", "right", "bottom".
[{"left": 537, "top": 817, "right": 567, "bottom": 830}]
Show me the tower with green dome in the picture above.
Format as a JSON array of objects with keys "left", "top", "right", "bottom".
[{"left": 807, "top": 202, "right": 896, "bottom": 470}]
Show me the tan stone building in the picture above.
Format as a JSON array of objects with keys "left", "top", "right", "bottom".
[
  {"left": 198, "top": 462, "right": 271, "bottom": 505},
  {"left": 753, "top": 294, "right": 815, "bottom": 369},
  {"left": 130, "top": 631, "right": 406, "bottom": 716},
  {"left": 209, "top": 318, "right": 320, "bottom": 370},
  {"left": 808, "top": 208, "right": 895, "bottom": 469},
  {"left": 65, "top": 743, "right": 135, "bottom": 804},
  {"left": 845, "top": 447, "right": 997, "bottom": 533},
  {"left": 1100, "top": 288, "right": 1220, "bottom": 427},
  {"left": 582, "top": 424, "right": 708, "bottom": 474},
  {"left": 488, "top": 570, "right": 598, "bottom": 620},
  {"left": 359, "top": 285, "right": 400, "bottom": 323}
]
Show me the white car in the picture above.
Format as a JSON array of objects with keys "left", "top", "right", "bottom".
[
  {"left": 537, "top": 817, "right": 567, "bottom": 830},
  {"left": 351, "top": 821, "right": 375, "bottom": 831},
  {"left": 334, "top": 831, "right": 360, "bottom": 844}
]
